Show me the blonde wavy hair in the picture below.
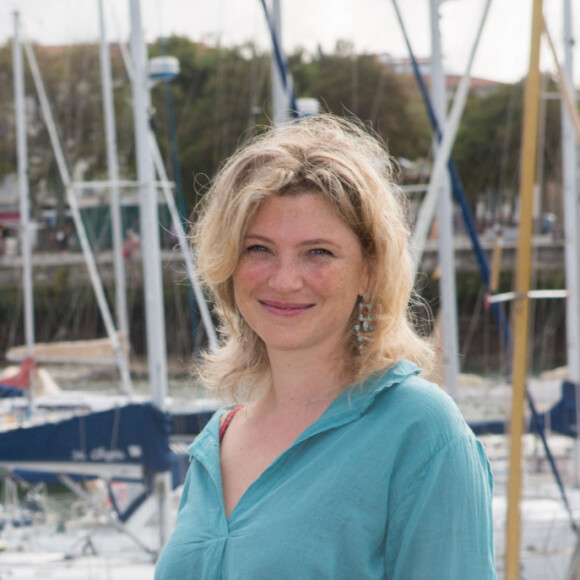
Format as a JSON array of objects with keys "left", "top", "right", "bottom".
[{"left": 193, "top": 114, "right": 433, "bottom": 401}]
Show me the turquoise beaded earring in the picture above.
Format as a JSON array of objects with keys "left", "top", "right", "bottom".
[
  {"left": 355, "top": 294, "right": 373, "bottom": 352},
  {"left": 237, "top": 314, "right": 248, "bottom": 351}
]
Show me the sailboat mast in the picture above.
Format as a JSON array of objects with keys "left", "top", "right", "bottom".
[
  {"left": 23, "top": 40, "right": 133, "bottom": 395},
  {"left": 556, "top": 0, "right": 580, "bottom": 489},
  {"left": 129, "top": 0, "right": 168, "bottom": 410},
  {"left": 561, "top": 1, "right": 580, "bottom": 381},
  {"left": 505, "top": 0, "right": 544, "bottom": 578},
  {"left": 129, "top": 0, "right": 172, "bottom": 551},
  {"left": 97, "top": 0, "right": 131, "bottom": 362},
  {"left": 429, "top": 0, "right": 459, "bottom": 399},
  {"left": 12, "top": 12, "right": 35, "bottom": 364},
  {"left": 269, "top": 0, "right": 289, "bottom": 124},
  {"left": 148, "top": 134, "right": 220, "bottom": 353}
]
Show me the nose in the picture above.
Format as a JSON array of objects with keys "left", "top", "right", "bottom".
[{"left": 267, "top": 256, "right": 304, "bottom": 293}]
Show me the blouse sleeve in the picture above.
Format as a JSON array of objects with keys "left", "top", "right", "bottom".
[{"left": 384, "top": 433, "right": 497, "bottom": 579}]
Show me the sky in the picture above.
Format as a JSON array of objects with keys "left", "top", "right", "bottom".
[{"left": 0, "top": 0, "right": 578, "bottom": 84}]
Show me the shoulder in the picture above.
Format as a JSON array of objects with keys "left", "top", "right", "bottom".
[
  {"left": 368, "top": 366, "right": 475, "bottom": 454},
  {"left": 391, "top": 373, "right": 463, "bottom": 420},
  {"left": 187, "top": 405, "right": 231, "bottom": 454},
  {"left": 369, "top": 370, "right": 492, "bottom": 500},
  {"left": 372, "top": 364, "right": 464, "bottom": 422}
]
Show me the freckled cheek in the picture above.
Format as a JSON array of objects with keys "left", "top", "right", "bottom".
[
  {"left": 233, "top": 262, "right": 271, "bottom": 294},
  {"left": 300, "top": 266, "right": 333, "bottom": 291},
  {"left": 304, "top": 269, "right": 360, "bottom": 303}
]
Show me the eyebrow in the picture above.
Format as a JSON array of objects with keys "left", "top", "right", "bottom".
[{"left": 244, "top": 234, "right": 340, "bottom": 248}]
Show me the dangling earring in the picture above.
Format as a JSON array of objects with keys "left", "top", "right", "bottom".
[
  {"left": 237, "top": 314, "right": 248, "bottom": 351},
  {"left": 355, "top": 294, "right": 373, "bottom": 352}
]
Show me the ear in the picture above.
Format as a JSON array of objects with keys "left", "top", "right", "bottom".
[{"left": 359, "top": 257, "right": 376, "bottom": 296}]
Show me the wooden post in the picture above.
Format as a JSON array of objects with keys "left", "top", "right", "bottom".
[{"left": 504, "top": 1, "right": 543, "bottom": 578}]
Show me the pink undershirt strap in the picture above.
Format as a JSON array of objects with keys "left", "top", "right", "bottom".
[{"left": 219, "top": 405, "right": 245, "bottom": 443}]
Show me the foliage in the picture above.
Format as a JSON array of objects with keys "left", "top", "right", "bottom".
[
  {"left": 2, "top": 36, "right": 565, "bottom": 227},
  {"left": 149, "top": 38, "right": 272, "bottom": 212},
  {"left": 0, "top": 37, "right": 435, "bottom": 217},
  {"left": 453, "top": 82, "right": 523, "bottom": 211},
  {"left": 0, "top": 43, "right": 16, "bottom": 179},
  {"left": 453, "top": 76, "right": 563, "bottom": 217},
  {"left": 295, "top": 51, "right": 431, "bottom": 161}
]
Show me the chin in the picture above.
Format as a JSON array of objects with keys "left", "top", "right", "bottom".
[
  {"left": 263, "top": 338, "right": 307, "bottom": 351},
  {"left": 260, "top": 334, "right": 313, "bottom": 352}
]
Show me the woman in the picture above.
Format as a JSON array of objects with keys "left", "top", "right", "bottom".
[{"left": 155, "top": 115, "right": 496, "bottom": 579}]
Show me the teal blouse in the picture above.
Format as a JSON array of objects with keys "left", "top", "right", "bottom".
[{"left": 155, "top": 360, "right": 496, "bottom": 579}]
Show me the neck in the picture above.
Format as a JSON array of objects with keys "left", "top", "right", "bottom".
[{"left": 261, "top": 344, "right": 352, "bottom": 411}]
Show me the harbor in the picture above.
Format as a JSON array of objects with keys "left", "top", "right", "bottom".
[
  {"left": 0, "top": 0, "right": 580, "bottom": 577},
  {"left": 0, "top": 232, "right": 569, "bottom": 287}
]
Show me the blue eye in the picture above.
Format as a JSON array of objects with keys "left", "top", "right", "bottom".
[
  {"left": 309, "top": 248, "right": 333, "bottom": 256},
  {"left": 246, "top": 245, "right": 269, "bottom": 253}
]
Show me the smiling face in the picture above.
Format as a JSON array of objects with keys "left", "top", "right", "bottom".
[{"left": 233, "top": 193, "right": 370, "bottom": 359}]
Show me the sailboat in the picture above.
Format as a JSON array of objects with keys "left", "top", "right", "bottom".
[
  {"left": 0, "top": 2, "right": 219, "bottom": 571},
  {"left": 391, "top": 0, "right": 580, "bottom": 577}
]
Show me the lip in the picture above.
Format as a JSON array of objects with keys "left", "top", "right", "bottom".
[{"left": 259, "top": 299, "right": 315, "bottom": 317}]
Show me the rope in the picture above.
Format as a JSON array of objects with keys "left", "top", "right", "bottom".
[
  {"left": 390, "top": 0, "right": 509, "bottom": 349},
  {"left": 527, "top": 390, "right": 578, "bottom": 532},
  {"left": 392, "top": 0, "right": 577, "bottom": 533}
]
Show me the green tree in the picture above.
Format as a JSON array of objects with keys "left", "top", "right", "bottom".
[
  {"left": 149, "top": 38, "right": 271, "bottom": 213},
  {"left": 453, "top": 76, "right": 562, "bottom": 221},
  {"left": 295, "top": 49, "right": 431, "bottom": 161},
  {"left": 453, "top": 82, "right": 523, "bottom": 214}
]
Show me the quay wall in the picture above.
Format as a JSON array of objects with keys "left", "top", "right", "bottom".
[
  {"left": 0, "top": 235, "right": 567, "bottom": 287},
  {"left": 0, "top": 237, "right": 569, "bottom": 375}
]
